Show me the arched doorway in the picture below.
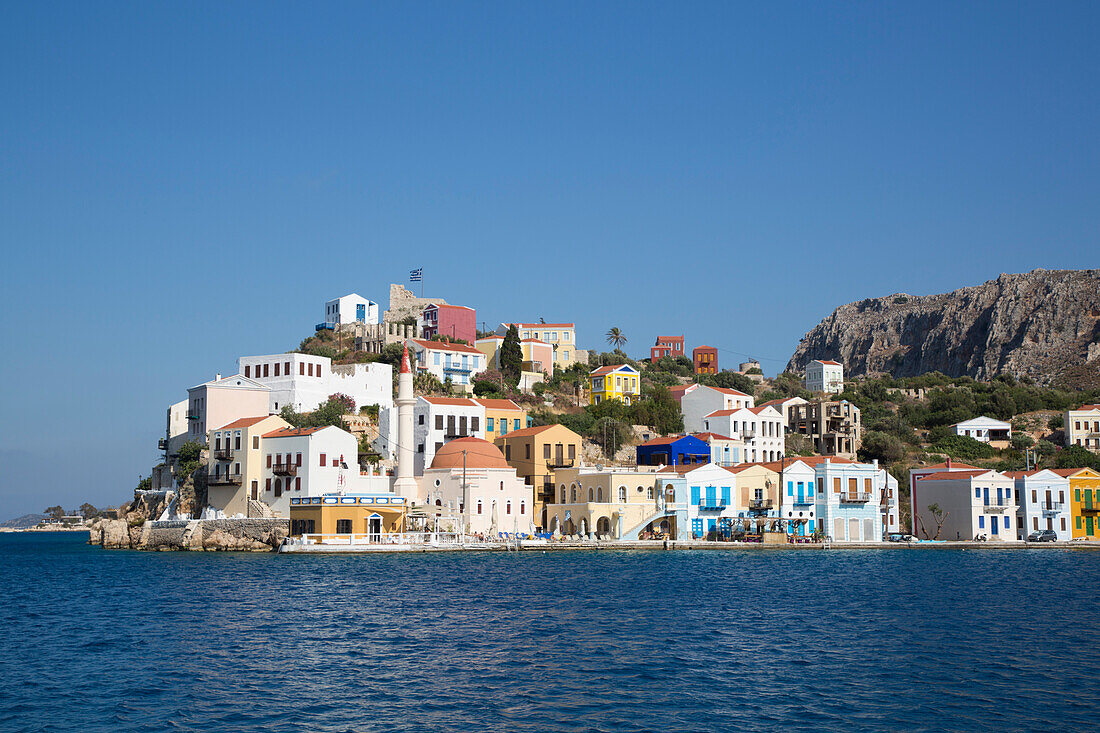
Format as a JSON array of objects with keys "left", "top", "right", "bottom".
[
  {"left": 368, "top": 513, "right": 382, "bottom": 540},
  {"left": 563, "top": 519, "right": 576, "bottom": 535},
  {"left": 596, "top": 517, "right": 611, "bottom": 536}
]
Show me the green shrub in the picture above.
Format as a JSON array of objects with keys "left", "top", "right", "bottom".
[{"left": 932, "top": 435, "right": 996, "bottom": 460}]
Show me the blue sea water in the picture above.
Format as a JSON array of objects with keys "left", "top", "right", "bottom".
[{"left": 1, "top": 532, "right": 1098, "bottom": 732}]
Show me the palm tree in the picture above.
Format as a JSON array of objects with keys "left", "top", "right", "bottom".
[{"left": 606, "top": 327, "right": 627, "bottom": 351}]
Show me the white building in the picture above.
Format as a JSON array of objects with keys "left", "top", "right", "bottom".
[
  {"left": 1065, "top": 404, "right": 1100, "bottom": 451},
  {"left": 409, "top": 339, "right": 486, "bottom": 392},
  {"left": 776, "top": 459, "right": 819, "bottom": 538},
  {"left": 701, "top": 405, "right": 785, "bottom": 462},
  {"left": 692, "top": 432, "right": 744, "bottom": 467},
  {"left": 680, "top": 385, "right": 755, "bottom": 433},
  {"left": 953, "top": 416, "right": 1012, "bottom": 444},
  {"left": 1010, "top": 469, "right": 1072, "bottom": 540},
  {"left": 258, "top": 424, "right": 364, "bottom": 517},
  {"left": 912, "top": 469, "right": 1017, "bottom": 541},
  {"left": 804, "top": 360, "right": 844, "bottom": 394},
  {"left": 186, "top": 374, "right": 271, "bottom": 444},
  {"left": 325, "top": 293, "right": 379, "bottom": 327},
  {"left": 238, "top": 352, "right": 392, "bottom": 414},
  {"left": 660, "top": 463, "right": 744, "bottom": 540},
  {"left": 757, "top": 396, "right": 809, "bottom": 424},
  {"left": 411, "top": 397, "right": 486, "bottom": 475},
  {"left": 419, "top": 438, "right": 535, "bottom": 536}
]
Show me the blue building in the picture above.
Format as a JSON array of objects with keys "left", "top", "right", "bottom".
[{"left": 636, "top": 434, "right": 711, "bottom": 467}]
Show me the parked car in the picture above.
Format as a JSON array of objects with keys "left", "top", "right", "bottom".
[{"left": 1027, "top": 529, "right": 1058, "bottom": 542}]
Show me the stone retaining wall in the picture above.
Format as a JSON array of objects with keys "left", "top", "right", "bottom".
[{"left": 89, "top": 518, "right": 289, "bottom": 552}]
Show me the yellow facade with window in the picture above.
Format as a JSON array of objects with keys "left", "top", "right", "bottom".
[
  {"left": 1065, "top": 467, "right": 1100, "bottom": 539},
  {"left": 289, "top": 495, "right": 407, "bottom": 537},
  {"left": 588, "top": 365, "right": 641, "bottom": 406}
]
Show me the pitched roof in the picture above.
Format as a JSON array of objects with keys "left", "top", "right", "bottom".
[
  {"left": 1049, "top": 467, "right": 1100, "bottom": 478},
  {"left": 263, "top": 426, "right": 330, "bottom": 438},
  {"left": 1074, "top": 404, "right": 1100, "bottom": 411},
  {"left": 638, "top": 434, "right": 706, "bottom": 448},
  {"left": 473, "top": 398, "right": 524, "bottom": 411},
  {"left": 706, "top": 386, "right": 750, "bottom": 397},
  {"left": 917, "top": 469, "right": 995, "bottom": 481},
  {"left": 521, "top": 338, "right": 549, "bottom": 344},
  {"left": 216, "top": 416, "right": 273, "bottom": 431},
  {"left": 704, "top": 409, "right": 743, "bottom": 417},
  {"left": 492, "top": 424, "right": 560, "bottom": 439},
  {"left": 421, "top": 397, "right": 479, "bottom": 407},
  {"left": 814, "top": 360, "right": 842, "bottom": 366},
  {"left": 508, "top": 322, "right": 575, "bottom": 329},
  {"left": 747, "top": 405, "right": 778, "bottom": 415},
  {"left": 590, "top": 364, "right": 637, "bottom": 376},
  {"left": 692, "top": 432, "right": 734, "bottom": 442},
  {"left": 917, "top": 462, "right": 980, "bottom": 470},
  {"left": 411, "top": 339, "right": 482, "bottom": 355}
]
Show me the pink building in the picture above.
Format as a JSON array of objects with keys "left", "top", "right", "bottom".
[{"left": 420, "top": 304, "right": 476, "bottom": 345}]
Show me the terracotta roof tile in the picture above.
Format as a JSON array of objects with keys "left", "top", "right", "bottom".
[
  {"left": 411, "top": 339, "right": 483, "bottom": 355},
  {"left": 216, "top": 416, "right": 273, "bottom": 430},
  {"left": 421, "top": 397, "right": 480, "bottom": 407},
  {"left": 263, "top": 426, "right": 329, "bottom": 438},
  {"left": 474, "top": 398, "right": 524, "bottom": 411}
]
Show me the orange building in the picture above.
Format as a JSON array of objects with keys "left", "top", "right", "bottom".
[{"left": 693, "top": 345, "right": 718, "bottom": 374}]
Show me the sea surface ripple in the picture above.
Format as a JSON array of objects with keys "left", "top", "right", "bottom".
[{"left": 1, "top": 532, "right": 1097, "bottom": 732}]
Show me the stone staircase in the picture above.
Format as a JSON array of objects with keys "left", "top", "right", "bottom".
[{"left": 247, "top": 500, "right": 276, "bottom": 519}]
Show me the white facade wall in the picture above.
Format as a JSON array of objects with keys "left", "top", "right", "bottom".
[
  {"left": 1014, "top": 471, "right": 1072, "bottom": 540},
  {"left": 778, "top": 462, "right": 819, "bottom": 536},
  {"left": 681, "top": 386, "right": 755, "bottom": 433},
  {"left": 953, "top": 417, "right": 1012, "bottom": 442},
  {"left": 238, "top": 353, "right": 393, "bottom": 414},
  {"left": 414, "top": 398, "right": 487, "bottom": 475},
  {"left": 804, "top": 361, "right": 844, "bottom": 393},
  {"left": 701, "top": 406, "right": 785, "bottom": 462},
  {"left": 882, "top": 471, "right": 901, "bottom": 535},
  {"left": 260, "top": 426, "right": 361, "bottom": 517},
  {"left": 411, "top": 341, "right": 486, "bottom": 390},
  {"left": 419, "top": 468, "right": 535, "bottom": 535},
  {"left": 325, "top": 293, "right": 379, "bottom": 326}
]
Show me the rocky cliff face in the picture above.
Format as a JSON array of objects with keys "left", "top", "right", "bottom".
[{"left": 787, "top": 269, "right": 1100, "bottom": 384}]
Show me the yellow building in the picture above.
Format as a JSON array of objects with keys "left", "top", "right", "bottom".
[
  {"left": 545, "top": 467, "right": 662, "bottom": 537},
  {"left": 288, "top": 494, "right": 408, "bottom": 537},
  {"left": 495, "top": 424, "right": 583, "bottom": 529},
  {"left": 589, "top": 364, "right": 641, "bottom": 406},
  {"left": 476, "top": 398, "right": 528, "bottom": 442},
  {"left": 1057, "top": 467, "right": 1100, "bottom": 539},
  {"left": 207, "top": 414, "right": 291, "bottom": 517}
]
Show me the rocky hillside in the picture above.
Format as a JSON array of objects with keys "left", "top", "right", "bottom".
[{"left": 788, "top": 269, "right": 1100, "bottom": 384}]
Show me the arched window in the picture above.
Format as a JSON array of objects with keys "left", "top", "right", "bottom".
[
  {"left": 571, "top": 488, "right": 577, "bottom": 502},
  {"left": 597, "top": 487, "right": 603, "bottom": 502},
  {"left": 477, "top": 501, "right": 483, "bottom": 515},
  {"left": 561, "top": 487, "right": 566, "bottom": 503},
  {"left": 647, "top": 487, "right": 654, "bottom": 499},
  {"left": 588, "top": 488, "right": 593, "bottom": 502},
  {"left": 500, "top": 481, "right": 504, "bottom": 490},
  {"left": 506, "top": 501, "right": 512, "bottom": 514},
  {"left": 618, "top": 486, "right": 627, "bottom": 502},
  {"left": 435, "top": 499, "right": 442, "bottom": 506},
  {"left": 520, "top": 501, "right": 525, "bottom": 515}
]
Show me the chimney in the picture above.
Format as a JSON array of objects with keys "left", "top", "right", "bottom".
[
  {"left": 946, "top": 457, "right": 952, "bottom": 469},
  {"left": 216, "top": 373, "right": 222, "bottom": 381}
]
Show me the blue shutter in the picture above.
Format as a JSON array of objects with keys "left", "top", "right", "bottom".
[
  {"left": 690, "top": 487, "right": 700, "bottom": 505},
  {"left": 721, "top": 487, "right": 731, "bottom": 506}
]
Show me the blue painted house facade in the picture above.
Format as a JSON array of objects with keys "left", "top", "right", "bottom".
[{"left": 636, "top": 434, "right": 711, "bottom": 467}]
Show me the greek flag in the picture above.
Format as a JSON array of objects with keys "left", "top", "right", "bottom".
[{"left": 409, "top": 268, "right": 423, "bottom": 282}]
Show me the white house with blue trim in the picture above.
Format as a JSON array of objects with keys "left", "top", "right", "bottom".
[
  {"left": 778, "top": 460, "right": 819, "bottom": 538},
  {"left": 812, "top": 458, "right": 887, "bottom": 543},
  {"left": 658, "top": 463, "right": 742, "bottom": 540}
]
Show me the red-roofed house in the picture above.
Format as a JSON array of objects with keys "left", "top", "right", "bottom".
[
  {"left": 912, "top": 469, "right": 1017, "bottom": 541},
  {"left": 259, "top": 424, "right": 363, "bottom": 518},
  {"left": 804, "top": 360, "right": 844, "bottom": 393},
  {"left": 589, "top": 364, "right": 640, "bottom": 406},
  {"left": 206, "top": 414, "right": 291, "bottom": 517},
  {"left": 498, "top": 322, "right": 578, "bottom": 372},
  {"left": 409, "top": 338, "right": 487, "bottom": 393},
  {"left": 681, "top": 384, "right": 755, "bottom": 433},
  {"left": 651, "top": 335, "right": 685, "bottom": 362},
  {"left": 700, "top": 405, "right": 785, "bottom": 463},
  {"left": 693, "top": 345, "right": 718, "bottom": 374}
]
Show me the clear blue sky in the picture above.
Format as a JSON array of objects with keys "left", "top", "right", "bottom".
[{"left": 2, "top": 1, "right": 1098, "bottom": 518}]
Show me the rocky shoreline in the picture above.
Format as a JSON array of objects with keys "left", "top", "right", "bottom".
[{"left": 88, "top": 517, "right": 288, "bottom": 552}]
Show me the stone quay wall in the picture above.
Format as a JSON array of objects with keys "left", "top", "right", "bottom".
[{"left": 89, "top": 518, "right": 289, "bottom": 552}]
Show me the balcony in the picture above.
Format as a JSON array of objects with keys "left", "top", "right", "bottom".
[
  {"left": 157, "top": 438, "right": 167, "bottom": 451},
  {"left": 748, "top": 498, "right": 773, "bottom": 512},
  {"left": 698, "top": 503, "right": 727, "bottom": 511},
  {"left": 442, "top": 363, "right": 474, "bottom": 374},
  {"left": 838, "top": 492, "right": 872, "bottom": 503},
  {"left": 213, "top": 448, "right": 234, "bottom": 461},
  {"left": 1082, "top": 505, "right": 1100, "bottom": 514},
  {"left": 982, "top": 502, "right": 1011, "bottom": 514},
  {"left": 1040, "top": 502, "right": 1063, "bottom": 516},
  {"left": 547, "top": 459, "right": 575, "bottom": 470},
  {"left": 273, "top": 463, "right": 298, "bottom": 477},
  {"left": 208, "top": 473, "right": 242, "bottom": 486},
  {"left": 444, "top": 432, "right": 471, "bottom": 440}
]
